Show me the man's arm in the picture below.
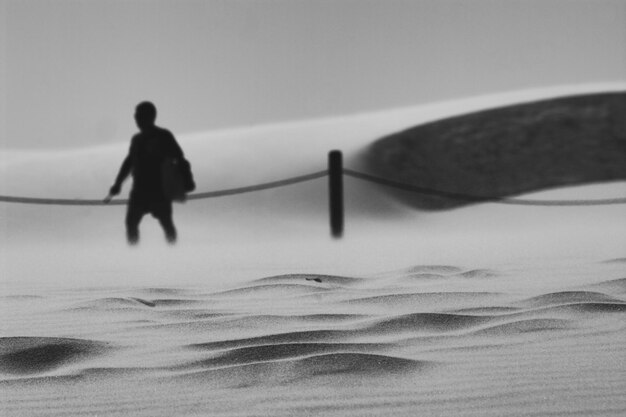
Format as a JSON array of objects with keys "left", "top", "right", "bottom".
[
  {"left": 110, "top": 156, "right": 132, "bottom": 195},
  {"left": 108, "top": 140, "right": 135, "bottom": 197}
]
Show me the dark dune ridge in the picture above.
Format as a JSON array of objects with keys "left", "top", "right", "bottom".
[
  {"left": 447, "top": 306, "right": 523, "bottom": 314},
  {"left": 70, "top": 297, "right": 158, "bottom": 312},
  {"left": 173, "top": 353, "right": 430, "bottom": 388},
  {"left": 130, "top": 297, "right": 156, "bottom": 307},
  {"left": 515, "top": 291, "right": 625, "bottom": 308},
  {"left": 366, "top": 92, "right": 626, "bottom": 209},
  {"left": 289, "top": 352, "right": 428, "bottom": 377},
  {"left": 562, "top": 302, "right": 626, "bottom": 313},
  {"left": 149, "top": 298, "right": 205, "bottom": 307},
  {"left": 365, "top": 312, "right": 493, "bottom": 333},
  {"left": 469, "top": 318, "right": 573, "bottom": 336},
  {"left": 187, "top": 330, "right": 351, "bottom": 351},
  {"left": 0, "top": 337, "right": 110, "bottom": 375},
  {"left": 184, "top": 342, "right": 390, "bottom": 369},
  {"left": 449, "top": 301, "right": 626, "bottom": 320}
]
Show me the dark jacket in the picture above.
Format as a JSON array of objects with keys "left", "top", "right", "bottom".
[{"left": 114, "top": 126, "right": 184, "bottom": 202}]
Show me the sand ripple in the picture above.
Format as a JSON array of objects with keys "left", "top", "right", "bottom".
[
  {"left": 517, "top": 291, "right": 624, "bottom": 307},
  {"left": 2, "top": 263, "right": 626, "bottom": 416},
  {"left": 0, "top": 337, "right": 110, "bottom": 375}
]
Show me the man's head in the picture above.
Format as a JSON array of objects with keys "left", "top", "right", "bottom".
[{"left": 135, "top": 101, "right": 157, "bottom": 131}]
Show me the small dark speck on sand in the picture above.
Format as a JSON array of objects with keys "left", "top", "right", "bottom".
[{"left": 306, "top": 278, "right": 323, "bottom": 283}]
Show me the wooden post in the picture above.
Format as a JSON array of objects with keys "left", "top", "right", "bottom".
[{"left": 328, "top": 150, "right": 344, "bottom": 238}]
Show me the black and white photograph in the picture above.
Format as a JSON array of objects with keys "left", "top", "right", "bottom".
[{"left": 1, "top": 1, "right": 625, "bottom": 416}]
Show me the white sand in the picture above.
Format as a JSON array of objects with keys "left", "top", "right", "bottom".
[
  {"left": 1, "top": 261, "right": 625, "bottom": 416},
  {"left": 1, "top": 84, "right": 626, "bottom": 416}
]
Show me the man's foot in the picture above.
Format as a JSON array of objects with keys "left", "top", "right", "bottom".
[
  {"left": 127, "top": 232, "right": 139, "bottom": 246},
  {"left": 165, "top": 233, "right": 177, "bottom": 245}
]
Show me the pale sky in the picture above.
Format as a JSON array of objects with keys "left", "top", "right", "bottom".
[{"left": 1, "top": 0, "right": 625, "bottom": 149}]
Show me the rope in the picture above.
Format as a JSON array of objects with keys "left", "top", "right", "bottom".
[
  {"left": 343, "top": 169, "right": 626, "bottom": 206},
  {"left": 0, "top": 170, "right": 329, "bottom": 206},
  {"left": 188, "top": 171, "right": 328, "bottom": 200},
  {"left": 0, "top": 169, "right": 624, "bottom": 207},
  {"left": 0, "top": 195, "right": 128, "bottom": 206}
]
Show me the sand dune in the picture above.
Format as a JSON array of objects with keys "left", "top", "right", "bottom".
[
  {"left": 2, "top": 85, "right": 626, "bottom": 415},
  {"left": 584, "top": 277, "right": 626, "bottom": 294},
  {"left": 0, "top": 337, "right": 111, "bottom": 376},
  {"left": 516, "top": 290, "right": 625, "bottom": 307},
  {"left": 367, "top": 91, "right": 626, "bottom": 209},
  {"left": 168, "top": 353, "right": 431, "bottom": 390},
  {"left": 255, "top": 274, "right": 364, "bottom": 287},
  {"left": 2, "top": 259, "right": 625, "bottom": 416},
  {"left": 469, "top": 318, "right": 574, "bottom": 336},
  {"left": 183, "top": 343, "right": 393, "bottom": 370}
]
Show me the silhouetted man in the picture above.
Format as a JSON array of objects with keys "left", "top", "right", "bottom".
[{"left": 107, "top": 101, "right": 185, "bottom": 245}]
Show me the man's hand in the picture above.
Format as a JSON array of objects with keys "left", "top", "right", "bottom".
[
  {"left": 109, "top": 183, "right": 121, "bottom": 196},
  {"left": 104, "top": 184, "right": 121, "bottom": 203}
]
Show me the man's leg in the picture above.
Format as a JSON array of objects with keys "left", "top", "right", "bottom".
[
  {"left": 154, "top": 201, "right": 177, "bottom": 244},
  {"left": 160, "top": 216, "right": 177, "bottom": 244},
  {"left": 125, "top": 203, "right": 144, "bottom": 245}
]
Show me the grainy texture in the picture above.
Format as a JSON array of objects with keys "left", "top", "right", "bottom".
[{"left": 1, "top": 261, "right": 625, "bottom": 416}]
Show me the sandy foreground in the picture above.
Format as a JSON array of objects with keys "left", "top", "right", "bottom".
[
  {"left": 1, "top": 85, "right": 626, "bottom": 416},
  {"left": 1, "top": 258, "right": 626, "bottom": 417}
]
